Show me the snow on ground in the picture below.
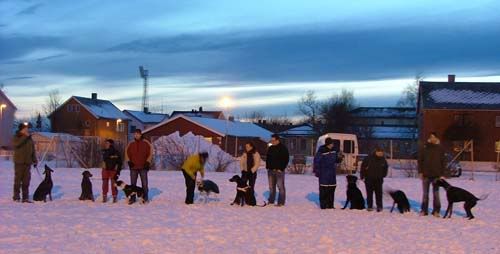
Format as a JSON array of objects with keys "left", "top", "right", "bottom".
[{"left": 0, "top": 160, "right": 499, "bottom": 254}]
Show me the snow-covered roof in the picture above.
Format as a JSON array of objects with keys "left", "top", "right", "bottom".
[
  {"left": 420, "top": 82, "right": 500, "bottom": 110},
  {"left": 145, "top": 115, "right": 273, "bottom": 141},
  {"left": 356, "top": 126, "right": 418, "bottom": 140},
  {"left": 170, "top": 111, "right": 224, "bottom": 119},
  {"left": 279, "top": 124, "right": 317, "bottom": 137},
  {"left": 351, "top": 107, "right": 416, "bottom": 118},
  {"left": 72, "top": 96, "right": 130, "bottom": 120},
  {"left": 123, "top": 110, "right": 168, "bottom": 124},
  {"left": 0, "top": 89, "right": 17, "bottom": 110}
]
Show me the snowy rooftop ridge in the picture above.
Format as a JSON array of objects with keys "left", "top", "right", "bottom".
[
  {"left": 73, "top": 96, "right": 130, "bottom": 120},
  {"left": 123, "top": 110, "right": 168, "bottom": 124},
  {"left": 351, "top": 107, "right": 416, "bottom": 118},
  {"left": 420, "top": 81, "right": 500, "bottom": 110},
  {"left": 429, "top": 89, "right": 500, "bottom": 105}
]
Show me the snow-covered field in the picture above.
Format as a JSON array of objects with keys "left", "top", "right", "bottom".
[{"left": 1, "top": 161, "right": 499, "bottom": 254}]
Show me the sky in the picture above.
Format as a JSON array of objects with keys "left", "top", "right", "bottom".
[{"left": 1, "top": 0, "right": 500, "bottom": 119}]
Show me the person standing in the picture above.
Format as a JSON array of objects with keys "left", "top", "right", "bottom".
[
  {"left": 418, "top": 132, "right": 446, "bottom": 217},
  {"left": 240, "top": 142, "right": 261, "bottom": 190},
  {"left": 181, "top": 152, "right": 208, "bottom": 204},
  {"left": 12, "top": 123, "right": 37, "bottom": 203},
  {"left": 266, "top": 134, "right": 289, "bottom": 206},
  {"left": 101, "top": 139, "right": 122, "bottom": 203},
  {"left": 360, "top": 147, "right": 388, "bottom": 212},
  {"left": 125, "top": 129, "right": 153, "bottom": 204},
  {"left": 313, "top": 138, "right": 341, "bottom": 209}
]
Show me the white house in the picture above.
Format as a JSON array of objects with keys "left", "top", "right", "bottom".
[{"left": 123, "top": 109, "right": 169, "bottom": 140}]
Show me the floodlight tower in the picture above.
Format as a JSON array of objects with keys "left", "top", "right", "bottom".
[{"left": 139, "top": 66, "right": 149, "bottom": 112}]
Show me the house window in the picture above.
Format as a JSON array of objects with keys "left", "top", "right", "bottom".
[
  {"left": 130, "top": 125, "right": 136, "bottom": 133},
  {"left": 116, "top": 122, "right": 125, "bottom": 132},
  {"left": 204, "top": 137, "right": 213, "bottom": 143},
  {"left": 67, "top": 104, "right": 80, "bottom": 112},
  {"left": 106, "top": 122, "right": 110, "bottom": 127},
  {"left": 84, "top": 120, "right": 90, "bottom": 127},
  {"left": 496, "top": 116, "right": 500, "bottom": 128},
  {"left": 454, "top": 114, "right": 472, "bottom": 126}
]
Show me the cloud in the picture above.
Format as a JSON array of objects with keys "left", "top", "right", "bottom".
[{"left": 16, "top": 3, "right": 43, "bottom": 16}]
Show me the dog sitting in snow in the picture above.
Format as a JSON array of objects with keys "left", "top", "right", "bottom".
[
  {"left": 79, "top": 171, "right": 94, "bottom": 201},
  {"left": 436, "top": 179, "right": 488, "bottom": 219},
  {"left": 114, "top": 180, "right": 145, "bottom": 204},
  {"left": 197, "top": 179, "right": 220, "bottom": 203},
  {"left": 341, "top": 175, "right": 365, "bottom": 210},
  {"left": 229, "top": 175, "right": 266, "bottom": 207},
  {"left": 33, "top": 165, "right": 54, "bottom": 202}
]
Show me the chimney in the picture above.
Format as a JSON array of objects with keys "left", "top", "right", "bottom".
[
  {"left": 448, "top": 74, "right": 455, "bottom": 83},
  {"left": 228, "top": 116, "right": 235, "bottom": 122},
  {"left": 258, "top": 120, "right": 262, "bottom": 124},
  {"left": 263, "top": 120, "right": 267, "bottom": 124},
  {"left": 91, "top": 93, "right": 97, "bottom": 100},
  {"left": 199, "top": 106, "right": 203, "bottom": 112},
  {"left": 143, "top": 107, "right": 149, "bottom": 113}
]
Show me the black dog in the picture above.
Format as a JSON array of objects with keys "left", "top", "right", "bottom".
[
  {"left": 197, "top": 179, "right": 220, "bottom": 203},
  {"left": 33, "top": 165, "right": 54, "bottom": 202},
  {"left": 388, "top": 190, "right": 411, "bottom": 214},
  {"left": 115, "top": 180, "right": 146, "bottom": 204},
  {"left": 342, "top": 175, "right": 365, "bottom": 210},
  {"left": 79, "top": 171, "right": 94, "bottom": 201},
  {"left": 436, "top": 179, "right": 488, "bottom": 220},
  {"left": 229, "top": 175, "right": 267, "bottom": 207}
]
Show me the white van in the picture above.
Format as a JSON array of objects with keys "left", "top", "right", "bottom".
[{"left": 316, "top": 133, "right": 359, "bottom": 174}]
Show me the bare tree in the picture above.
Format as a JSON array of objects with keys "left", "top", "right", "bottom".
[
  {"left": 243, "top": 110, "right": 266, "bottom": 123},
  {"left": 397, "top": 74, "right": 423, "bottom": 107},
  {"left": 43, "top": 89, "right": 62, "bottom": 116},
  {"left": 320, "top": 89, "right": 357, "bottom": 133},
  {"left": 298, "top": 90, "right": 320, "bottom": 124}
]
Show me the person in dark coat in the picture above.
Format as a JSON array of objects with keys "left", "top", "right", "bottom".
[
  {"left": 313, "top": 138, "right": 342, "bottom": 209},
  {"left": 418, "top": 132, "right": 447, "bottom": 217},
  {"left": 101, "top": 139, "right": 122, "bottom": 203},
  {"left": 360, "top": 147, "right": 388, "bottom": 212},
  {"left": 12, "top": 123, "right": 37, "bottom": 203},
  {"left": 266, "top": 134, "right": 289, "bottom": 206},
  {"left": 125, "top": 129, "right": 154, "bottom": 204}
]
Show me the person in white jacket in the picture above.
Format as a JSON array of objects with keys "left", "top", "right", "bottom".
[{"left": 239, "top": 142, "right": 261, "bottom": 190}]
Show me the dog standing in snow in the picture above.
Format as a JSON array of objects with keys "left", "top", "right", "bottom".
[
  {"left": 197, "top": 179, "right": 220, "bottom": 203},
  {"left": 342, "top": 175, "right": 365, "bottom": 210},
  {"left": 114, "top": 180, "right": 146, "bottom": 204},
  {"left": 436, "top": 179, "right": 488, "bottom": 219}
]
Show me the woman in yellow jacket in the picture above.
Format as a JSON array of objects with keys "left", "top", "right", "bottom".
[{"left": 181, "top": 152, "right": 208, "bottom": 204}]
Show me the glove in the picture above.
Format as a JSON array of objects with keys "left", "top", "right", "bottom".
[
  {"left": 128, "top": 161, "right": 134, "bottom": 169},
  {"left": 144, "top": 162, "right": 151, "bottom": 171},
  {"left": 33, "top": 163, "right": 38, "bottom": 168}
]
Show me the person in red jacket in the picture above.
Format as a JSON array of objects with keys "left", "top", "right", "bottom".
[{"left": 125, "top": 129, "right": 153, "bottom": 204}]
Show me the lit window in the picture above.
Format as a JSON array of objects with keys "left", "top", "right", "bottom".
[{"left": 106, "top": 122, "right": 110, "bottom": 127}]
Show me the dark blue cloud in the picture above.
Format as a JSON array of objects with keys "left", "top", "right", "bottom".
[{"left": 16, "top": 3, "right": 44, "bottom": 16}]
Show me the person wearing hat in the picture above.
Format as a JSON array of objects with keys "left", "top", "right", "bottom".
[
  {"left": 181, "top": 152, "right": 208, "bottom": 204},
  {"left": 12, "top": 122, "right": 37, "bottom": 203},
  {"left": 313, "top": 137, "right": 342, "bottom": 209},
  {"left": 101, "top": 139, "right": 122, "bottom": 203},
  {"left": 360, "top": 147, "right": 388, "bottom": 212},
  {"left": 124, "top": 129, "right": 154, "bottom": 204}
]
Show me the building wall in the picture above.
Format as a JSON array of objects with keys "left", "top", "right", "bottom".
[
  {"left": 0, "top": 97, "right": 16, "bottom": 148},
  {"left": 420, "top": 109, "right": 500, "bottom": 161},
  {"left": 143, "top": 117, "right": 222, "bottom": 146}
]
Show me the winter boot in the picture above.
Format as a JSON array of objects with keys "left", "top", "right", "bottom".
[
  {"left": 112, "top": 196, "right": 118, "bottom": 203},
  {"left": 102, "top": 196, "right": 107, "bottom": 203}
]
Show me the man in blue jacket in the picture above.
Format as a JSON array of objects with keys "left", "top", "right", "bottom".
[{"left": 314, "top": 138, "right": 342, "bottom": 209}]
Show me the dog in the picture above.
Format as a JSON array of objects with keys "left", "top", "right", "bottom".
[
  {"left": 229, "top": 175, "right": 266, "bottom": 207},
  {"left": 436, "top": 179, "right": 488, "bottom": 219},
  {"left": 79, "top": 171, "right": 94, "bottom": 201},
  {"left": 114, "top": 180, "right": 145, "bottom": 204},
  {"left": 387, "top": 190, "right": 411, "bottom": 214},
  {"left": 342, "top": 175, "right": 365, "bottom": 210},
  {"left": 197, "top": 179, "right": 220, "bottom": 203},
  {"left": 33, "top": 165, "right": 54, "bottom": 202}
]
